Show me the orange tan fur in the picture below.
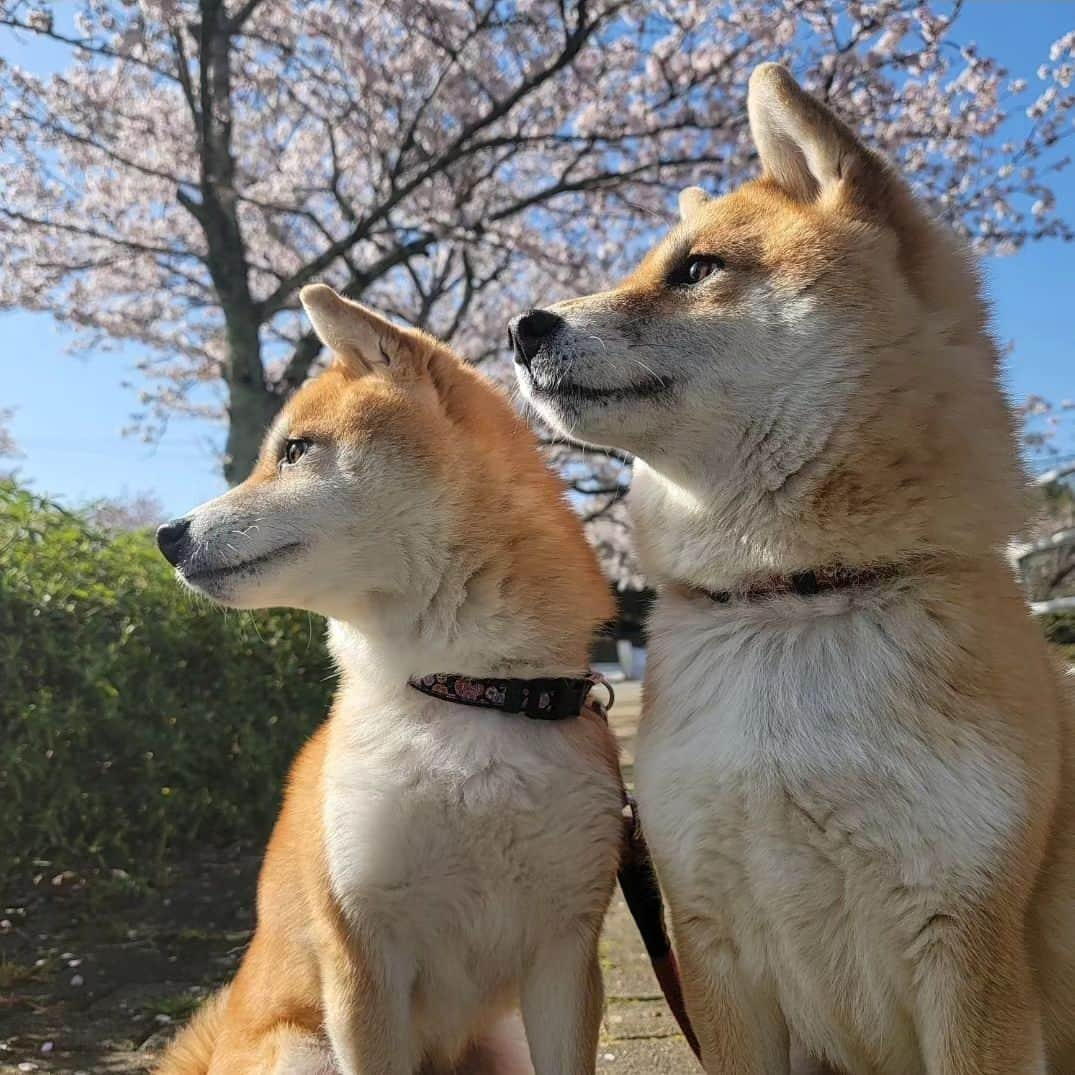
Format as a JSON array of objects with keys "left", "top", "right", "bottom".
[
  {"left": 515, "top": 64, "right": 1075, "bottom": 1075},
  {"left": 154, "top": 290, "right": 622, "bottom": 1075}
]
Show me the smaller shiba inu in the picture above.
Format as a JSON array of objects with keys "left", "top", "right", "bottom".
[
  {"left": 513, "top": 63, "right": 1075, "bottom": 1075},
  {"left": 153, "top": 286, "right": 624, "bottom": 1075}
]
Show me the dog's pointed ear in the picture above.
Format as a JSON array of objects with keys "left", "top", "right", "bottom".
[
  {"left": 300, "top": 284, "right": 422, "bottom": 376},
  {"left": 678, "top": 186, "right": 711, "bottom": 221},
  {"left": 747, "top": 63, "right": 888, "bottom": 212}
]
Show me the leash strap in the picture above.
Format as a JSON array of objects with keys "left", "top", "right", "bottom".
[
  {"left": 618, "top": 795, "right": 701, "bottom": 1061},
  {"left": 587, "top": 686, "right": 701, "bottom": 1062}
]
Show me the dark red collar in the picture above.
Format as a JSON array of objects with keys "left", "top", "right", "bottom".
[
  {"left": 687, "top": 561, "right": 908, "bottom": 605},
  {"left": 408, "top": 671, "right": 614, "bottom": 720}
]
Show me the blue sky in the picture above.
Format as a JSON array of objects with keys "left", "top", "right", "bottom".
[{"left": 2, "top": 2, "right": 1074, "bottom": 518}]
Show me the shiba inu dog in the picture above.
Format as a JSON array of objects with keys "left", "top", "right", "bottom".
[
  {"left": 154, "top": 286, "right": 624, "bottom": 1075},
  {"left": 513, "top": 63, "right": 1075, "bottom": 1075}
]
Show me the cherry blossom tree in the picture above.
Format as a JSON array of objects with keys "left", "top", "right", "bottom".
[
  {"left": 0, "top": 407, "right": 20, "bottom": 464},
  {"left": 1020, "top": 394, "right": 1075, "bottom": 467},
  {"left": 1014, "top": 396, "right": 1075, "bottom": 612},
  {"left": 1, "top": 1, "right": 1073, "bottom": 582},
  {"left": 82, "top": 489, "right": 165, "bottom": 532}
]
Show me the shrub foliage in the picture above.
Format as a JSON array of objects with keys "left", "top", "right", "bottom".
[{"left": 0, "top": 481, "right": 333, "bottom": 884}]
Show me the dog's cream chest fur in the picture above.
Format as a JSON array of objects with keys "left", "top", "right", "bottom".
[
  {"left": 322, "top": 679, "right": 623, "bottom": 1058},
  {"left": 635, "top": 590, "right": 1028, "bottom": 1074}
]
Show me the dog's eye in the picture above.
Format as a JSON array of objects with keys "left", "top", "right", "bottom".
[
  {"left": 688, "top": 256, "right": 722, "bottom": 283},
  {"left": 283, "top": 438, "right": 310, "bottom": 466},
  {"left": 671, "top": 255, "right": 725, "bottom": 287}
]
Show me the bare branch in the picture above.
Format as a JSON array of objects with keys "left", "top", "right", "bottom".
[{"left": 227, "top": 0, "right": 269, "bottom": 31}]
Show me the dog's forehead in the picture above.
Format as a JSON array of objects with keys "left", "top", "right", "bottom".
[
  {"left": 696, "top": 184, "right": 822, "bottom": 256},
  {"left": 620, "top": 183, "right": 820, "bottom": 295},
  {"left": 282, "top": 366, "right": 403, "bottom": 440},
  {"left": 695, "top": 182, "right": 869, "bottom": 290},
  {"left": 282, "top": 366, "right": 350, "bottom": 426}
]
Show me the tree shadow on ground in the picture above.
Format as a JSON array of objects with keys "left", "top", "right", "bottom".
[{"left": 0, "top": 847, "right": 259, "bottom": 1074}]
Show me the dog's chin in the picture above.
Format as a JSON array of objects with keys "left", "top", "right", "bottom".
[
  {"left": 516, "top": 363, "right": 675, "bottom": 447},
  {"left": 176, "top": 542, "right": 304, "bottom": 609}
]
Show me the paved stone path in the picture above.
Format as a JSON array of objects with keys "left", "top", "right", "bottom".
[
  {"left": 598, "top": 681, "right": 697, "bottom": 1072},
  {"left": 598, "top": 889, "right": 697, "bottom": 1073}
]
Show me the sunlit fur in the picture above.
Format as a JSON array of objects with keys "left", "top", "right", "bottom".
[
  {"left": 516, "top": 63, "right": 1075, "bottom": 1075},
  {"left": 155, "top": 289, "right": 622, "bottom": 1075}
]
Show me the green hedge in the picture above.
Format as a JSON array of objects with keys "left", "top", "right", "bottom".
[{"left": 0, "top": 481, "right": 333, "bottom": 885}]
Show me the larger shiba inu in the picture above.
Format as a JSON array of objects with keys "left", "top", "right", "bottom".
[
  {"left": 513, "top": 64, "right": 1075, "bottom": 1075},
  {"left": 154, "top": 286, "right": 624, "bottom": 1075}
]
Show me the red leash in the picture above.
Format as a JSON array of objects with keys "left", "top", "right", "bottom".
[
  {"left": 617, "top": 794, "right": 701, "bottom": 1060},
  {"left": 587, "top": 678, "right": 702, "bottom": 1062}
]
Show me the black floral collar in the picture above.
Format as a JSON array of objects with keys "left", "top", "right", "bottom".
[{"left": 407, "top": 671, "right": 613, "bottom": 721}]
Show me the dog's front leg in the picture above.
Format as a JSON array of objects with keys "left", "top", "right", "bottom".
[
  {"left": 911, "top": 910, "right": 1046, "bottom": 1075},
  {"left": 520, "top": 929, "right": 603, "bottom": 1075},
  {"left": 673, "top": 918, "right": 789, "bottom": 1075},
  {"left": 320, "top": 934, "right": 415, "bottom": 1075}
]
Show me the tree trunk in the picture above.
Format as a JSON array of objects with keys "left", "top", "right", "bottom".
[
  {"left": 223, "top": 368, "right": 281, "bottom": 485},
  {"left": 189, "top": 0, "right": 280, "bottom": 486},
  {"left": 222, "top": 317, "right": 281, "bottom": 485}
]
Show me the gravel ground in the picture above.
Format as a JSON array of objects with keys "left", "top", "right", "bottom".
[{"left": 1, "top": 679, "right": 698, "bottom": 1074}]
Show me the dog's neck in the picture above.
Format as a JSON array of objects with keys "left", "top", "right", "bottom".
[
  {"left": 627, "top": 457, "right": 839, "bottom": 593},
  {"left": 328, "top": 491, "right": 609, "bottom": 688},
  {"left": 629, "top": 457, "right": 979, "bottom": 598},
  {"left": 628, "top": 331, "right": 1026, "bottom": 596},
  {"left": 329, "top": 570, "right": 588, "bottom": 686},
  {"left": 328, "top": 620, "right": 587, "bottom": 700}
]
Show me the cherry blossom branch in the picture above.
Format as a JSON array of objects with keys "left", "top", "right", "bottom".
[
  {"left": 0, "top": 11, "right": 182, "bottom": 83},
  {"left": 257, "top": 1, "right": 616, "bottom": 314}
]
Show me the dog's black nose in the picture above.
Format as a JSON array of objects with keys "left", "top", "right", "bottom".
[
  {"left": 509, "top": 308, "right": 563, "bottom": 366},
  {"left": 156, "top": 517, "right": 191, "bottom": 567}
]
